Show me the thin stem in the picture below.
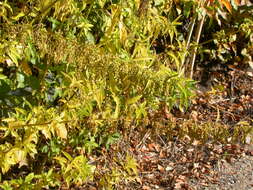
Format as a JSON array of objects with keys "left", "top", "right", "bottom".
[
  {"left": 186, "top": 17, "right": 196, "bottom": 50},
  {"left": 189, "top": 0, "right": 210, "bottom": 79},
  {"left": 181, "top": 16, "right": 196, "bottom": 67}
]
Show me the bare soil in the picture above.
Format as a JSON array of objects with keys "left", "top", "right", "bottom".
[{"left": 190, "top": 145, "right": 253, "bottom": 190}]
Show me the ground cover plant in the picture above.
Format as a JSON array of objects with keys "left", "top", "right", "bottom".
[{"left": 0, "top": 0, "right": 252, "bottom": 189}]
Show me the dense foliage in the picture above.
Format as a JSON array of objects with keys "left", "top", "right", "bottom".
[{"left": 0, "top": 0, "right": 252, "bottom": 189}]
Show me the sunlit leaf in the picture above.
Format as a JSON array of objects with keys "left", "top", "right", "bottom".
[
  {"left": 126, "top": 95, "right": 142, "bottom": 105},
  {"left": 112, "top": 93, "right": 121, "bottom": 119},
  {"left": 219, "top": 0, "right": 232, "bottom": 13},
  {"left": 11, "top": 11, "right": 25, "bottom": 21},
  {"left": 94, "top": 87, "right": 105, "bottom": 110},
  {"left": 124, "top": 154, "right": 138, "bottom": 175},
  {"left": 55, "top": 123, "right": 68, "bottom": 139},
  {"left": 0, "top": 74, "right": 7, "bottom": 80}
]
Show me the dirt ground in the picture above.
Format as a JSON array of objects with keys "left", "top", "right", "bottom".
[
  {"left": 190, "top": 147, "right": 253, "bottom": 190},
  {"left": 191, "top": 64, "right": 253, "bottom": 190},
  {"left": 210, "top": 155, "right": 253, "bottom": 190}
]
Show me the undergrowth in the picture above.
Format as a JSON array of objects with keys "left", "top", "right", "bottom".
[{"left": 0, "top": 0, "right": 252, "bottom": 189}]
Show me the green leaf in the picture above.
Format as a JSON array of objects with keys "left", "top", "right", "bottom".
[
  {"left": 112, "top": 93, "right": 121, "bottom": 119},
  {"left": 11, "top": 12, "right": 25, "bottom": 21},
  {"left": 0, "top": 80, "right": 11, "bottom": 97},
  {"left": 94, "top": 87, "right": 105, "bottom": 110},
  {"left": 62, "top": 151, "right": 73, "bottom": 161},
  {"left": 0, "top": 181, "right": 13, "bottom": 190},
  {"left": 54, "top": 156, "right": 68, "bottom": 168},
  {"left": 126, "top": 95, "right": 142, "bottom": 105},
  {"left": 135, "top": 101, "right": 147, "bottom": 119},
  {"left": 105, "top": 133, "right": 121, "bottom": 149},
  {"left": 7, "top": 46, "right": 21, "bottom": 66},
  {"left": 25, "top": 173, "right": 35, "bottom": 182},
  {"left": 124, "top": 154, "right": 138, "bottom": 175},
  {"left": 16, "top": 73, "right": 25, "bottom": 88},
  {"left": 0, "top": 74, "right": 7, "bottom": 80}
]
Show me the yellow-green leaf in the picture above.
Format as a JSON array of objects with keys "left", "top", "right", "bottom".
[
  {"left": 55, "top": 123, "right": 68, "bottom": 139},
  {"left": 126, "top": 95, "right": 142, "bottom": 105},
  {"left": 11, "top": 11, "right": 25, "bottom": 21},
  {"left": 112, "top": 93, "right": 121, "bottom": 119}
]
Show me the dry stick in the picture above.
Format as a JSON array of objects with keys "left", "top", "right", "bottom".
[
  {"left": 186, "top": 17, "right": 197, "bottom": 51},
  {"left": 189, "top": 1, "right": 210, "bottom": 79},
  {"left": 181, "top": 16, "right": 196, "bottom": 69}
]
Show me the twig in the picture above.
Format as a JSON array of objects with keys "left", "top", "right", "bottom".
[
  {"left": 186, "top": 16, "right": 197, "bottom": 50},
  {"left": 181, "top": 15, "right": 196, "bottom": 67},
  {"left": 189, "top": 0, "right": 210, "bottom": 79},
  {"left": 136, "top": 130, "right": 151, "bottom": 149}
]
